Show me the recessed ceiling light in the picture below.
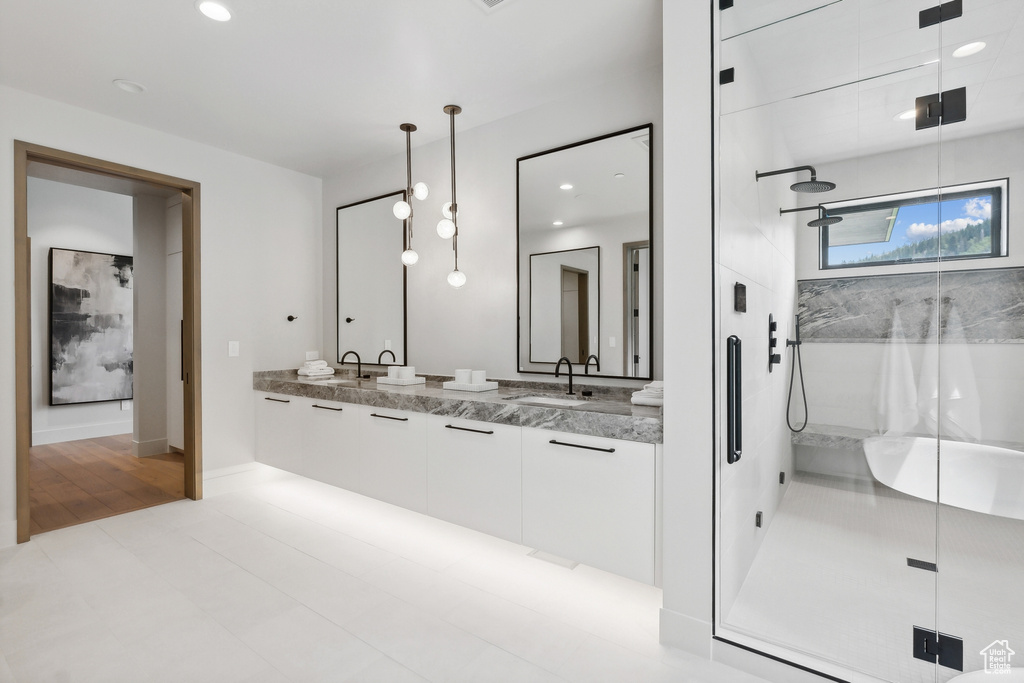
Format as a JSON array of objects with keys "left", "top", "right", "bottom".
[
  {"left": 197, "top": 1, "right": 231, "bottom": 21},
  {"left": 113, "top": 79, "right": 146, "bottom": 94},
  {"left": 553, "top": 221, "right": 564, "bottom": 226},
  {"left": 613, "top": 172, "right": 625, "bottom": 179},
  {"left": 894, "top": 108, "right": 916, "bottom": 121},
  {"left": 559, "top": 183, "right": 573, "bottom": 190},
  {"left": 953, "top": 41, "right": 986, "bottom": 58}
]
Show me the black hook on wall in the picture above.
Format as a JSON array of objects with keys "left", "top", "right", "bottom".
[{"left": 287, "top": 315, "right": 298, "bottom": 322}]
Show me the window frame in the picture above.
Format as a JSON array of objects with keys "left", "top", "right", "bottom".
[{"left": 819, "top": 179, "right": 1008, "bottom": 270}]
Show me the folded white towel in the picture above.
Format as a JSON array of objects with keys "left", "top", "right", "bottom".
[
  {"left": 631, "top": 395, "right": 663, "bottom": 407},
  {"left": 643, "top": 381, "right": 664, "bottom": 394},
  {"left": 298, "top": 367, "right": 335, "bottom": 376},
  {"left": 303, "top": 360, "right": 328, "bottom": 368}
]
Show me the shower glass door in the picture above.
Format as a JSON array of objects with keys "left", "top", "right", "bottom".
[
  {"left": 714, "top": 1, "right": 958, "bottom": 680},
  {"left": 934, "top": 2, "right": 1024, "bottom": 679}
]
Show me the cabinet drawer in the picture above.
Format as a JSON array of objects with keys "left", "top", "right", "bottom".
[
  {"left": 255, "top": 392, "right": 299, "bottom": 471},
  {"left": 301, "top": 397, "right": 359, "bottom": 490},
  {"left": 358, "top": 406, "right": 427, "bottom": 513},
  {"left": 522, "top": 428, "right": 656, "bottom": 583},
  {"left": 426, "top": 415, "right": 522, "bottom": 543}
]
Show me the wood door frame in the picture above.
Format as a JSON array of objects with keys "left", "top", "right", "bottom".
[{"left": 14, "top": 141, "right": 203, "bottom": 543}]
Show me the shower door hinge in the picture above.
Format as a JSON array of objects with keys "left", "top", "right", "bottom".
[
  {"left": 919, "top": 0, "right": 962, "bottom": 28},
  {"left": 719, "top": 68, "right": 735, "bottom": 85},
  {"left": 719, "top": 0, "right": 734, "bottom": 9},
  {"left": 915, "top": 87, "right": 967, "bottom": 130},
  {"left": 913, "top": 627, "right": 964, "bottom": 671},
  {"left": 634, "top": 354, "right": 640, "bottom": 364}
]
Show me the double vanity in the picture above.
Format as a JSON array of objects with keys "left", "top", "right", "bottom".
[{"left": 253, "top": 370, "right": 663, "bottom": 585}]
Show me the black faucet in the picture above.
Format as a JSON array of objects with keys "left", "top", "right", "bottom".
[
  {"left": 554, "top": 357, "right": 575, "bottom": 395},
  {"left": 584, "top": 354, "right": 600, "bottom": 375},
  {"left": 377, "top": 349, "right": 396, "bottom": 364},
  {"left": 340, "top": 350, "right": 365, "bottom": 379}
]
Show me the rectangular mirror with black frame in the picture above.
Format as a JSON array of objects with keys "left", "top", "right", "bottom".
[
  {"left": 517, "top": 124, "right": 653, "bottom": 379},
  {"left": 336, "top": 191, "right": 407, "bottom": 366}
]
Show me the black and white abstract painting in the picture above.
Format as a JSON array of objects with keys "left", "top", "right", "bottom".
[{"left": 50, "top": 248, "right": 134, "bottom": 405}]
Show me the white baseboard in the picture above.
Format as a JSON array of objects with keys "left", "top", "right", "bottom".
[
  {"left": 134, "top": 438, "right": 169, "bottom": 458},
  {"left": 659, "top": 608, "right": 712, "bottom": 657},
  {"left": 32, "top": 420, "right": 133, "bottom": 446}
]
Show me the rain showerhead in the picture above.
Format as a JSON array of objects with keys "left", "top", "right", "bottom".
[
  {"left": 780, "top": 205, "right": 843, "bottom": 228},
  {"left": 756, "top": 165, "right": 837, "bottom": 193}
]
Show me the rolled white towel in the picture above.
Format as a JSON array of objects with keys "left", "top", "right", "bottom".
[
  {"left": 643, "top": 381, "right": 664, "bottom": 394},
  {"left": 631, "top": 395, "right": 663, "bottom": 407},
  {"left": 303, "top": 360, "right": 328, "bottom": 368},
  {"left": 298, "top": 367, "right": 335, "bottom": 376}
]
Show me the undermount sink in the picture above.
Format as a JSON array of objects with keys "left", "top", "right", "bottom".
[{"left": 505, "top": 395, "right": 589, "bottom": 407}]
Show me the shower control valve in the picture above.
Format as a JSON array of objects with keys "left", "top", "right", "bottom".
[{"left": 768, "top": 314, "right": 782, "bottom": 372}]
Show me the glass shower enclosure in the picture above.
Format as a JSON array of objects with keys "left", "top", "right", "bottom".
[{"left": 715, "top": 1, "right": 1024, "bottom": 681}]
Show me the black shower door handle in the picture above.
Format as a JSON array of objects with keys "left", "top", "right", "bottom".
[{"left": 727, "top": 335, "right": 742, "bottom": 464}]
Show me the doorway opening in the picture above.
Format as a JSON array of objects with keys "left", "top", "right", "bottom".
[
  {"left": 560, "top": 266, "right": 590, "bottom": 363},
  {"left": 14, "top": 141, "right": 203, "bottom": 543}
]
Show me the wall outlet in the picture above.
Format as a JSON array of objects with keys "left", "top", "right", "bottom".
[
  {"left": 120, "top": 400, "right": 133, "bottom": 411},
  {"left": 384, "top": 339, "right": 391, "bottom": 350},
  {"left": 305, "top": 350, "right": 319, "bottom": 361},
  {"left": 228, "top": 341, "right": 240, "bottom": 357}
]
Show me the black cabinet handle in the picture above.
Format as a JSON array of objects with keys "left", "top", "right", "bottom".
[
  {"left": 727, "top": 335, "right": 742, "bottom": 464},
  {"left": 445, "top": 424, "right": 494, "bottom": 435},
  {"left": 370, "top": 413, "right": 408, "bottom": 422},
  {"left": 312, "top": 404, "right": 343, "bottom": 412},
  {"left": 264, "top": 397, "right": 290, "bottom": 403},
  {"left": 549, "top": 439, "right": 615, "bottom": 453}
]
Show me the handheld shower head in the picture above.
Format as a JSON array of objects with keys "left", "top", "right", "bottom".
[
  {"left": 780, "top": 205, "right": 843, "bottom": 227},
  {"left": 756, "top": 165, "right": 836, "bottom": 193}
]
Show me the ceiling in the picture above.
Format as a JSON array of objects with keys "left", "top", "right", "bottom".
[{"left": 0, "top": 0, "right": 662, "bottom": 178}]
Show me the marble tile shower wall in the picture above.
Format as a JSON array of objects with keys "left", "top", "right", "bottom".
[
  {"left": 717, "top": 107, "right": 797, "bottom": 621},
  {"left": 797, "top": 268, "right": 1024, "bottom": 444}
]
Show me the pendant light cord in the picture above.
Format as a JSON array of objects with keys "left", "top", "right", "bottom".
[
  {"left": 449, "top": 108, "right": 459, "bottom": 269},
  {"left": 404, "top": 128, "right": 413, "bottom": 247}
]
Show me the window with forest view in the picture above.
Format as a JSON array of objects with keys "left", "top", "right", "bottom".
[{"left": 820, "top": 180, "right": 1006, "bottom": 269}]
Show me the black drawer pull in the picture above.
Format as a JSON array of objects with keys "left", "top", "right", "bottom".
[
  {"left": 370, "top": 413, "right": 408, "bottom": 422},
  {"left": 445, "top": 424, "right": 494, "bottom": 435},
  {"left": 549, "top": 439, "right": 615, "bottom": 453},
  {"left": 312, "top": 404, "right": 343, "bottom": 412},
  {"left": 264, "top": 397, "right": 290, "bottom": 403}
]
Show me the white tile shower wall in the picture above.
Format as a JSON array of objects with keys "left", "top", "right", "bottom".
[
  {"left": 717, "top": 100, "right": 797, "bottom": 623},
  {"left": 800, "top": 341, "right": 1024, "bottom": 445}
]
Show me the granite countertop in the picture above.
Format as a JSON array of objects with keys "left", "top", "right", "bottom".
[{"left": 253, "top": 370, "right": 663, "bottom": 444}]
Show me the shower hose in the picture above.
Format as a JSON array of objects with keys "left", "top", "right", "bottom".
[{"left": 786, "top": 338, "right": 809, "bottom": 433}]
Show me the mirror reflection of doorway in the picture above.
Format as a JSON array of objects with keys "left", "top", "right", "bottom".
[
  {"left": 624, "top": 242, "right": 650, "bottom": 377},
  {"left": 560, "top": 266, "right": 589, "bottom": 363}
]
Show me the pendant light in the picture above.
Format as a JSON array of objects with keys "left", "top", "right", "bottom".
[
  {"left": 437, "top": 104, "right": 466, "bottom": 288},
  {"left": 395, "top": 123, "right": 428, "bottom": 266}
]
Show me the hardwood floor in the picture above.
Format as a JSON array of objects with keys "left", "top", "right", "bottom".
[{"left": 29, "top": 434, "right": 185, "bottom": 535}]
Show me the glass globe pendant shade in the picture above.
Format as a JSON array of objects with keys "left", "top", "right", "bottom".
[
  {"left": 436, "top": 218, "right": 456, "bottom": 240},
  {"left": 393, "top": 200, "right": 412, "bottom": 220},
  {"left": 447, "top": 269, "right": 467, "bottom": 288},
  {"left": 441, "top": 202, "right": 453, "bottom": 219},
  {"left": 401, "top": 249, "right": 419, "bottom": 266},
  {"left": 413, "top": 182, "right": 429, "bottom": 201}
]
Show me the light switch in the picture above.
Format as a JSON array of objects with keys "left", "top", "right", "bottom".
[
  {"left": 228, "top": 341, "right": 240, "bottom": 357},
  {"left": 609, "top": 337, "right": 617, "bottom": 348},
  {"left": 305, "top": 350, "right": 319, "bottom": 361},
  {"left": 120, "top": 400, "right": 132, "bottom": 411}
]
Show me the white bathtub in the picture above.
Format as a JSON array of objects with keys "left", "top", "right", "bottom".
[{"left": 863, "top": 436, "right": 1024, "bottom": 521}]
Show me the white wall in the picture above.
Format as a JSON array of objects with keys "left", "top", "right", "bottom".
[
  {"left": 27, "top": 177, "right": 135, "bottom": 445},
  {"left": 321, "top": 66, "right": 663, "bottom": 383},
  {"left": 0, "top": 85, "right": 323, "bottom": 547},
  {"left": 133, "top": 194, "right": 168, "bottom": 456}
]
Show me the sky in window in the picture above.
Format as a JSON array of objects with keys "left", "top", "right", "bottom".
[{"left": 828, "top": 194, "right": 993, "bottom": 264}]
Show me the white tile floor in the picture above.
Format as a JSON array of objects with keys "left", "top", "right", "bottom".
[
  {"left": 724, "top": 473, "right": 1024, "bottom": 683},
  {"left": 1, "top": 463, "right": 767, "bottom": 683}
]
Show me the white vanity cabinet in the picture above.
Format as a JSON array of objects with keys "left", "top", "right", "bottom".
[
  {"left": 300, "top": 397, "right": 359, "bottom": 490},
  {"left": 357, "top": 405, "right": 428, "bottom": 513},
  {"left": 521, "top": 427, "right": 656, "bottom": 584},
  {"left": 255, "top": 392, "right": 300, "bottom": 471},
  {"left": 426, "top": 415, "right": 523, "bottom": 543}
]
